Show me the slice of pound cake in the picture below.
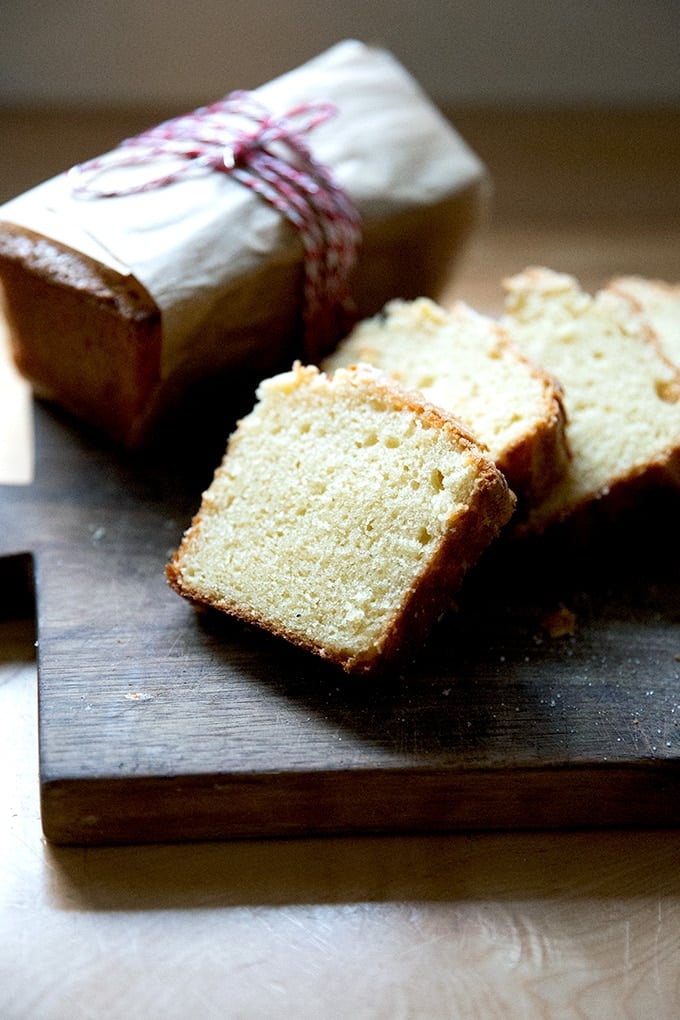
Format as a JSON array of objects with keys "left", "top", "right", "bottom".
[
  {"left": 607, "top": 276, "right": 680, "bottom": 366},
  {"left": 502, "top": 267, "right": 680, "bottom": 533},
  {"left": 167, "top": 362, "right": 515, "bottom": 674},
  {"left": 322, "top": 297, "right": 569, "bottom": 507}
]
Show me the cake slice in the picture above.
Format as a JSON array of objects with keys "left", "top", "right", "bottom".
[
  {"left": 607, "top": 275, "right": 680, "bottom": 365},
  {"left": 167, "top": 362, "right": 515, "bottom": 674},
  {"left": 322, "top": 297, "right": 569, "bottom": 506},
  {"left": 502, "top": 267, "right": 680, "bottom": 533}
]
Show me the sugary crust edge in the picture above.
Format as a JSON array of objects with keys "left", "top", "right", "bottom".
[
  {"left": 0, "top": 221, "right": 159, "bottom": 318},
  {"left": 0, "top": 221, "right": 163, "bottom": 446},
  {"left": 512, "top": 441, "right": 680, "bottom": 542},
  {"left": 467, "top": 313, "right": 570, "bottom": 508}
]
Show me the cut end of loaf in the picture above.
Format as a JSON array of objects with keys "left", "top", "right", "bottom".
[{"left": 167, "top": 361, "right": 515, "bottom": 674}]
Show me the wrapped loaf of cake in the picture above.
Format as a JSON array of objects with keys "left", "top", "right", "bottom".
[{"left": 0, "top": 40, "right": 488, "bottom": 446}]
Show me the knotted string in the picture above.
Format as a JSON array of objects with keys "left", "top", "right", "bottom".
[{"left": 68, "top": 92, "right": 362, "bottom": 360}]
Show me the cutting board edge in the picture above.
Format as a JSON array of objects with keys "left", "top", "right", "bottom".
[{"left": 40, "top": 759, "right": 680, "bottom": 846}]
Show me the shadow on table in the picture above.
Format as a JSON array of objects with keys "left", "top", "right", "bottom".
[{"left": 45, "top": 825, "right": 680, "bottom": 913}]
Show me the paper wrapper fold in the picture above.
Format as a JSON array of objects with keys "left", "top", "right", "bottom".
[{"left": 0, "top": 40, "right": 489, "bottom": 446}]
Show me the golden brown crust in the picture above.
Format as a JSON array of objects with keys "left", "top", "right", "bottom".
[
  {"left": 353, "top": 464, "right": 513, "bottom": 672},
  {"left": 484, "top": 322, "right": 570, "bottom": 507},
  {"left": 0, "top": 222, "right": 158, "bottom": 314},
  {"left": 0, "top": 222, "right": 162, "bottom": 445}
]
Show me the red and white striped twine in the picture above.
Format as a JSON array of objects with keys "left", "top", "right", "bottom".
[{"left": 69, "top": 92, "right": 362, "bottom": 359}]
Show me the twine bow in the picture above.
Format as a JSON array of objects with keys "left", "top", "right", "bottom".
[{"left": 69, "top": 92, "right": 362, "bottom": 359}]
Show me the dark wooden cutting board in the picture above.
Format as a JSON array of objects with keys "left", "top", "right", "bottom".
[{"left": 2, "top": 397, "right": 680, "bottom": 845}]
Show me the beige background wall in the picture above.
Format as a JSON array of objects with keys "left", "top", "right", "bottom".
[{"left": 2, "top": 0, "right": 680, "bottom": 109}]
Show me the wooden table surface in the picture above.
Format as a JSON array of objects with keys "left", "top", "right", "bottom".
[{"left": 1, "top": 106, "right": 680, "bottom": 1019}]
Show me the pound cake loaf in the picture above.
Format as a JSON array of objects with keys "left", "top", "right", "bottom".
[
  {"left": 167, "top": 362, "right": 515, "bottom": 674},
  {"left": 502, "top": 267, "right": 680, "bottom": 533},
  {"left": 607, "top": 276, "right": 680, "bottom": 366},
  {"left": 0, "top": 41, "right": 487, "bottom": 447},
  {"left": 322, "top": 297, "right": 569, "bottom": 505}
]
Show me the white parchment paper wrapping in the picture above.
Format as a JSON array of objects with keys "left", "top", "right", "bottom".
[{"left": 0, "top": 40, "right": 487, "bottom": 380}]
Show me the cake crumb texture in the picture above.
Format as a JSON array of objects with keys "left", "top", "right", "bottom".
[
  {"left": 607, "top": 275, "right": 680, "bottom": 366},
  {"left": 167, "top": 362, "right": 515, "bottom": 673},
  {"left": 323, "top": 297, "right": 568, "bottom": 505},
  {"left": 502, "top": 267, "right": 680, "bottom": 532}
]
